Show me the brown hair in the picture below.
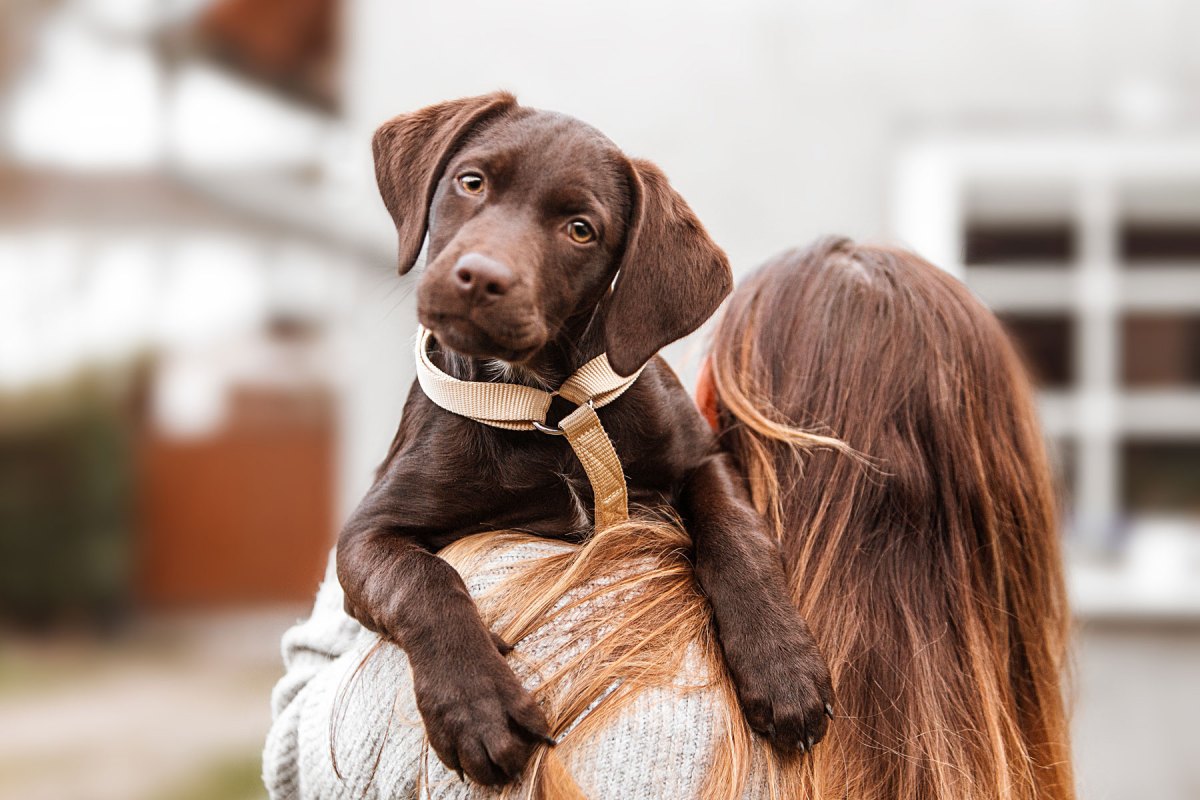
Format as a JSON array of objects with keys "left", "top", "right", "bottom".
[
  {"left": 710, "top": 237, "right": 1074, "bottom": 800},
  {"left": 341, "top": 237, "right": 1074, "bottom": 800}
]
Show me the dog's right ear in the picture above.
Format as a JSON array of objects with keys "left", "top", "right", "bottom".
[{"left": 372, "top": 92, "right": 517, "bottom": 274}]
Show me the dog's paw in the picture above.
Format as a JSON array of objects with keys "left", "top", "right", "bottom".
[
  {"left": 413, "top": 653, "right": 553, "bottom": 785},
  {"left": 725, "top": 624, "right": 834, "bottom": 754}
]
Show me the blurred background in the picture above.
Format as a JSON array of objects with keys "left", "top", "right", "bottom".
[{"left": 1, "top": 1, "right": 1198, "bottom": 798}]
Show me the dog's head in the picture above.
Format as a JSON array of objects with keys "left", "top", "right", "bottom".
[{"left": 372, "top": 92, "right": 731, "bottom": 376}]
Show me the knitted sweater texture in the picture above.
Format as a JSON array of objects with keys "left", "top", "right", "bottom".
[{"left": 262, "top": 544, "right": 769, "bottom": 799}]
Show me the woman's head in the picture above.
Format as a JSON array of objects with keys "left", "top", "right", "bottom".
[{"left": 703, "top": 237, "right": 1074, "bottom": 800}]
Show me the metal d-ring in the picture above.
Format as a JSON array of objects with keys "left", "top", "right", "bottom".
[{"left": 531, "top": 399, "right": 594, "bottom": 436}]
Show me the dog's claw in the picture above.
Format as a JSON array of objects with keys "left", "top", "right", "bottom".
[
  {"left": 825, "top": 703, "right": 835, "bottom": 720},
  {"left": 542, "top": 735, "right": 558, "bottom": 746},
  {"left": 807, "top": 735, "right": 815, "bottom": 749},
  {"left": 455, "top": 768, "right": 464, "bottom": 782}
]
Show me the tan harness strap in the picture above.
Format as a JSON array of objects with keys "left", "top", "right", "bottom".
[
  {"left": 412, "top": 326, "right": 642, "bottom": 527},
  {"left": 414, "top": 327, "right": 551, "bottom": 430},
  {"left": 557, "top": 355, "right": 640, "bottom": 408},
  {"left": 559, "top": 402, "right": 629, "bottom": 528}
]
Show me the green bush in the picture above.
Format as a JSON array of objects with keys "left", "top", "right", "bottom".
[{"left": 0, "top": 378, "right": 136, "bottom": 630}]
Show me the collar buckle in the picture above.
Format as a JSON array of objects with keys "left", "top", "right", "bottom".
[
  {"left": 531, "top": 420, "right": 565, "bottom": 436},
  {"left": 531, "top": 399, "right": 594, "bottom": 436}
]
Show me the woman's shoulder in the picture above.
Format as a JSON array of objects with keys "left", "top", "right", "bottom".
[{"left": 267, "top": 534, "right": 769, "bottom": 799}]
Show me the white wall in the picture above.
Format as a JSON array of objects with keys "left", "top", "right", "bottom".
[{"left": 342, "top": 0, "right": 1200, "bottom": 272}]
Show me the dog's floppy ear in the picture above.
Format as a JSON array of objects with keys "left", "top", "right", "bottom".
[
  {"left": 372, "top": 92, "right": 518, "bottom": 274},
  {"left": 604, "top": 159, "right": 732, "bottom": 376}
]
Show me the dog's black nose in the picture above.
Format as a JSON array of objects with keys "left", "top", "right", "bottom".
[{"left": 452, "top": 254, "right": 514, "bottom": 302}]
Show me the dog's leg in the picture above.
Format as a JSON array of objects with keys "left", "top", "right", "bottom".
[
  {"left": 681, "top": 452, "right": 834, "bottom": 752},
  {"left": 336, "top": 528, "right": 551, "bottom": 784},
  {"left": 336, "top": 433, "right": 552, "bottom": 785}
]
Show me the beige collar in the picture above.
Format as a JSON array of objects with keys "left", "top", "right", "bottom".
[{"left": 413, "top": 325, "right": 643, "bottom": 527}]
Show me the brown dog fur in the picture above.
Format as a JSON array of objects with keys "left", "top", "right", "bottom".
[{"left": 337, "top": 92, "right": 832, "bottom": 785}]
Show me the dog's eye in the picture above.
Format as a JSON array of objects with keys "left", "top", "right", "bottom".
[
  {"left": 458, "top": 173, "right": 485, "bottom": 194},
  {"left": 566, "top": 220, "right": 595, "bottom": 244}
]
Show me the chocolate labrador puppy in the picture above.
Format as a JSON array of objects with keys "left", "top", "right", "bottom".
[{"left": 338, "top": 92, "right": 832, "bottom": 785}]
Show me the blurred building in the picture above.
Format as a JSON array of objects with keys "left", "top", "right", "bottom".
[
  {"left": 0, "top": 0, "right": 377, "bottom": 622},
  {"left": 895, "top": 135, "right": 1200, "bottom": 619}
]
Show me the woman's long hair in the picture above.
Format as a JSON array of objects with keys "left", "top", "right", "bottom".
[
  {"left": 709, "top": 238, "right": 1074, "bottom": 800},
  {"left": 339, "top": 238, "right": 1074, "bottom": 800}
]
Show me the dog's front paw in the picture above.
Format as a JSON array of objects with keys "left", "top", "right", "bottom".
[
  {"left": 412, "top": 652, "right": 553, "bottom": 785},
  {"left": 725, "top": 623, "right": 834, "bottom": 754}
]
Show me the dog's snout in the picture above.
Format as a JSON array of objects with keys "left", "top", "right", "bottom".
[{"left": 452, "top": 254, "right": 514, "bottom": 302}]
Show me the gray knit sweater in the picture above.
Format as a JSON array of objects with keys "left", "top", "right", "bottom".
[{"left": 262, "top": 543, "right": 769, "bottom": 799}]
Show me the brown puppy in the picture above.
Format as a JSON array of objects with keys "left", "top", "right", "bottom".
[{"left": 338, "top": 92, "right": 832, "bottom": 785}]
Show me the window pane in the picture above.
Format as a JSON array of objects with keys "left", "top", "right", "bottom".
[
  {"left": 1119, "top": 183, "right": 1200, "bottom": 264},
  {"left": 1122, "top": 314, "right": 1200, "bottom": 387},
  {"left": 965, "top": 222, "right": 1075, "bottom": 265},
  {"left": 997, "top": 313, "right": 1075, "bottom": 388},
  {"left": 1120, "top": 223, "right": 1200, "bottom": 263},
  {"left": 1122, "top": 440, "right": 1200, "bottom": 516},
  {"left": 963, "top": 183, "right": 1075, "bottom": 267}
]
